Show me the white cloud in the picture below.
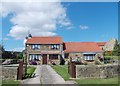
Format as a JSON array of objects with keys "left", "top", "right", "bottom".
[
  {"left": 3, "top": 37, "right": 9, "bottom": 40},
  {"left": 1, "top": 1, "right": 72, "bottom": 39},
  {"left": 7, "top": 47, "right": 24, "bottom": 52},
  {"left": 79, "top": 25, "right": 89, "bottom": 30}
]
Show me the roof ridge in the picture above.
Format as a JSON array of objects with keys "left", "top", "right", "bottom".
[{"left": 32, "top": 36, "right": 61, "bottom": 38}]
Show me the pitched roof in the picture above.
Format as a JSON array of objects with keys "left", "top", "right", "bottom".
[
  {"left": 26, "top": 36, "right": 62, "bottom": 44},
  {"left": 64, "top": 42, "right": 103, "bottom": 53},
  {"left": 97, "top": 42, "right": 106, "bottom": 46}
]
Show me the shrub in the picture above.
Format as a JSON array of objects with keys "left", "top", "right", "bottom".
[
  {"left": 31, "top": 61, "right": 37, "bottom": 65},
  {"left": 84, "top": 62, "right": 88, "bottom": 65},
  {"left": 95, "top": 60, "right": 101, "bottom": 65}
]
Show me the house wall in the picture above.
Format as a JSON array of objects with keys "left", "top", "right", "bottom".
[
  {"left": 26, "top": 44, "right": 62, "bottom": 53},
  {"left": 65, "top": 52, "right": 103, "bottom": 63},
  {"left": 25, "top": 44, "right": 64, "bottom": 64}
]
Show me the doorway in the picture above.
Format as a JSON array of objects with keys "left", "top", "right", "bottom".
[{"left": 42, "top": 54, "right": 47, "bottom": 64}]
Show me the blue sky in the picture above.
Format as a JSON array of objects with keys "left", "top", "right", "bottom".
[{"left": 2, "top": 2, "right": 118, "bottom": 51}]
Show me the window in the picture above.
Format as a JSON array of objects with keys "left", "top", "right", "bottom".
[
  {"left": 31, "top": 44, "right": 40, "bottom": 50},
  {"left": 49, "top": 54, "right": 58, "bottom": 59},
  {"left": 29, "top": 54, "right": 41, "bottom": 61},
  {"left": 84, "top": 54, "right": 95, "bottom": 61},
  {"left": 51, "top": 44, "right": 59, "bottom": 50}
]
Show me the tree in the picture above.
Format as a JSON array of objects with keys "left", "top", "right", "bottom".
[{"left": 112, "top": 40, "right": 120, "bottom": 56}]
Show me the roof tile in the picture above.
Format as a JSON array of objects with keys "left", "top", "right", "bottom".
[
  {"left": 26, "top": 36, "right": 62, "bottom": 44},
  {"left": 64, "top": 42, "right": 103, "bottom": 53}
]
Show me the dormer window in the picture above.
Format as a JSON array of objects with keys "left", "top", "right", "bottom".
[{"left": 32, "top": 44, "right": 40, "bottom": 50}]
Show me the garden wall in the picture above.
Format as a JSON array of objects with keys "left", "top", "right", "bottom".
[
  {"left": 2, "top": 66, "right": 18, "bottom": 80},
  {"left": 76, "top": 64, "right": 119, "bottom": 79}
]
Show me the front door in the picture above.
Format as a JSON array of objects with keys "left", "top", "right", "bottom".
[{"left": 42, "top": 54, "right": 47, "bottom": 64}]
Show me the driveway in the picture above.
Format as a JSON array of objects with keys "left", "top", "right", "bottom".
[{"left": 21, "top": 65, "right": 77, "bottom": 85}]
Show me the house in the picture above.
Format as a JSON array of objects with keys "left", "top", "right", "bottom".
[
  {"left": 25, "top": 34, "right": 105, "bottom": 65},
  {"left": 25, "top": 35, "right": 64, "bottom": 64},
  {"left": 103, "top": 38, "right": 116, "bottom": 51},
  {"left": 102, "top": 38, "right": 117, "bottom": 55},
  {"left": 64, "top": 42, "right": 103, "bottom": 62},
  {"left": 96, "top": 42, "right": 106, "bottom": 50}
]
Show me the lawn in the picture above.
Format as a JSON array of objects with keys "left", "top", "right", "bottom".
[
  {"left": 104, "top": 56, "right": 119, "bottom": 61},
  {"left": 51, "top": 65, "right": 70, "bottom": 81},
  {"left": 2, "top": 80, "right": 20, "bottom": 86},
  {"left": 75, "top": 77, "right": 119, "bottom": 85},
  {"left": 24, "top": 66, "right": 36, "bottom": 78},
  {"left": 27, "top": 66, "right": 36, "bottom": 74}
]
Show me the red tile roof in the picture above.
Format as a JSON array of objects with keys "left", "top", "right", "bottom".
[
  {"left": 26, "top": 36, "right": 62, "bottom": 44},
  {"left": 97, "top": 42, "right": 106, "bottom": 46},
  {"left": 64, "top": 42, "right": 103, "bottom": 53}
]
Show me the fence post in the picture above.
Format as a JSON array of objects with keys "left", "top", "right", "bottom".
[{"left": 17, "top": 61, "right": 23, "bottom": 80}]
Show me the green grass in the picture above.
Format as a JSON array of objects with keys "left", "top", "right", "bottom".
[
  {"left": 104, "top": 56, "right": 119, "bottom": 60},
  {"left": 23, "top": 66, "right": 36, "bottom": 79},
  {"left": 51, "top": 65, "right": 70, "bottom": 81},
  {"left": 27, "top": 66, "right": 36, "bottom": 74},
  {"left": 75, "top": 77, "right": 119, "bottom": 84},
  {"left": 2, "top": 80, "right": 20, "bottom": 86}
]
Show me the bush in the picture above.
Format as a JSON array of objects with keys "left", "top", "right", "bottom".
[
  {"left": 95, "top": 60, "right": 101, "bottom": 65},
  {"left": 84, "top": 62, "right": 88, "bottom": 65},
  {"left": 60, "top": 56, "right": 65, "bottom": 65},
  {"left": 30, "top": 61, "right": 37, "bottom": 65}
]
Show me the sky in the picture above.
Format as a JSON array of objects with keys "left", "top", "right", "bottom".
[{"left": 1, "top": 1, "right": 118, "bottom": 52}]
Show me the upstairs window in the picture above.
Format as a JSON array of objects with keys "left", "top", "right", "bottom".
[
  {"left": 51, "top": 44, "right": 59, "bottom": 50},
  {"left": 31, "top": 44, "right": 40, "bottom": 50}
]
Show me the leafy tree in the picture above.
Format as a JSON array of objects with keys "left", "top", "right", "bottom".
[
  {"left": 112, "top": 40, "right": 120, "bottom": 56},
  {"left": 18, "top": 52, "right": 23, "bottom": 59}
]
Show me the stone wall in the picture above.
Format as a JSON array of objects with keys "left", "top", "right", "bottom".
[
  {"left": 76, "top": 64, "right": 119, "bottom": 79},
  {"left": 2, "top": 66, "right": 18, "bottom": 80}
]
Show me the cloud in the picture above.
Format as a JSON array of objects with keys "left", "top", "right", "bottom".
[
  {"left": 1, "top": 1, "right": 72, "bottom": 40},
  {"left": 10, "top": 47, "right": 24, "bottom": 52},
  {"left": 79, "top": 25, "right": 89, "bottom": 30},
  {"left": 3, "top": 37, "right": 9, "bottom": 40}
]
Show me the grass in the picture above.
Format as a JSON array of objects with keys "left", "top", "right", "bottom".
[
  {"left": 27, "top": 66, "right": 36, "bottom": 74},
  {"left": 75, "top": 77, "right": 119, "bottom": 85},
  {"left": 2, "top": 80, "right": 20, "bottom": 86},
  {"left": 23, "top": 66, "right": 36, "bottom": 79},
  {"left": 104, "top": 56, "right": 119, "bottom": 60},
  {"left": 51, "top": 65, "right": 70, "bottom": 81}
]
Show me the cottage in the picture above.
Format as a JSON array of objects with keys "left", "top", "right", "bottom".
[
  {"left": 25, "top": 35, "right": 64, "bottom": 64},
  {"left": 64, "top": 42, "right": 103, "bottom": 63}
]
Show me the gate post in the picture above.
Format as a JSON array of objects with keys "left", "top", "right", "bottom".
[
  {"left": 69, "top": 57, "right": 76, "bottom": 78},
  {"left": 17, "top": 61, "right": 23, "bottom": 80}
]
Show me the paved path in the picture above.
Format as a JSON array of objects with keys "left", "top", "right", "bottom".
[
  {"left": 40, "top": 65, "right": 65, "bottom": 84},
  {"left": 21, "top": 65, "right": 76, "bottom": 85}
]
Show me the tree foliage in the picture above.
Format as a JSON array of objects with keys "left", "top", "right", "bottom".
[{"left": 112, "top": 40, "right": 120, "bottom": 56}]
